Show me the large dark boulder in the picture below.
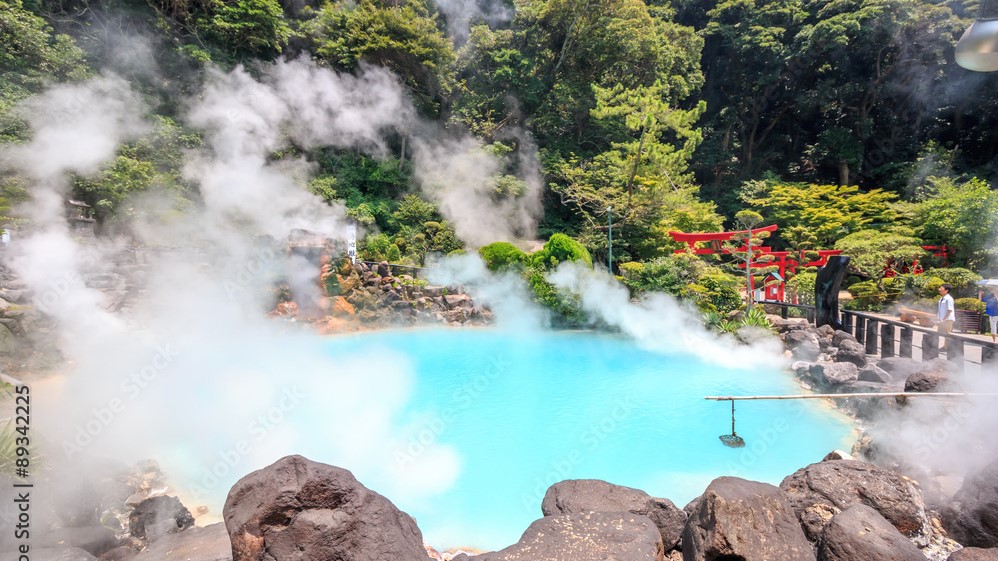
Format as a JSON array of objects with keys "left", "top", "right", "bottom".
[
  {"left": 833, "top": 330, "right": 859, "bottom": 348},
  {"left": 683, "top": 497, "right": 700, "bottom": 517},
  {"left": 809, "top": 362, "right": 859, "bottom": 387},
  {"left": 542, "top": 480, "right": 686, "bottom": 551},
  {"left": 129, "top": 496, "right": 195, "bottom": 541},
  {"left": 835, "top": 339, "right": 868, "bottom": 367},
  {"left": 858, "top": 364, "right": 894, "bottom": 384},
  {"left": 816, "top": 504, "right": 926, "bottom": 561},
  {"left": 780, "top": 460, "right": 931, "bottom": 543},
  {"left": 786, "top": 330, "right": 822, "bottom": 361},
  {"left": 132, "top": 523, "right": 231, "bottom": 561},
  {"left": 455, "top": 512, "right": 663, "bottom": 561},
  {"left": 223, "top": 455, "right": 427, "bottom": 561},
  {"left": 943, "top": 460, "right": 998, "bottom": 548},
  {"left": 949, "top": 548, "right": 998, "bottom": 560},
  {"left": 682, "top": 477, "right": 815, "bottom": 561},
  {"left": 905, "top": 359, "right": 955, "bottom": 393}
]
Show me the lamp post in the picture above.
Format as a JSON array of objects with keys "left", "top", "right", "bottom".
[
  {"left": 607, "top": 206, "right": 613, "bottom": 271},
  {"left": 957, "top": 0, "right": 998, "bottom": 71}
]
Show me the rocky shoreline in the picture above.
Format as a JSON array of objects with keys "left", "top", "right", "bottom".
[
  {"left": 11, "top": 451, "right": 998, "bottom": 561},
  {"left": 305, "top": 259, "right": 492, "bottom": 333}
]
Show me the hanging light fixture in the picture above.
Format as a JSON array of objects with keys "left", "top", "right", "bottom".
[{"left": 956, "top": 0, "right": 998, "bottom": 72}]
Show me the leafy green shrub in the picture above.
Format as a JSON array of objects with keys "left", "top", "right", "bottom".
[
  {"left": 621, "top": 254, "right": 741, "bottom": 314},
  {"left": 362, "top": 233, "right": 402, "bottom": 262},
  {"left": 524, "top": 266, "right": 586, "bottom": 326},
  {"left": 695, "top": 272, "right": 742, "bottom": 314},
  {"left": 922, "top": 268, "right": 982, "bottom": 294},
  {"left": 846, "top": 280, "right": 888, "bottom": 310},
  {"left": 623, "top": 253, "right": 706, "bottom": 295},
  {"left": 786, "top": 272, "right": 816, "bottom": 305},
  {"left": 956, "top": 298, "right": 986, "bottom": 313},
  {"left": 618, "top": 261, "right": 644, "bottom": 280},
  {"left": 479, "top": 242, "right": 527, "bottom": 272},
  {"left": 531, "top": 233, "right": 592, "bottom": 269},
  {"left": 920, "top": 276, "right": 945, "bottom": 298},
  {"left": 422, "top": 221, "right": 463, "bottom": 256},
  {"left": 391, "top": 194, "right": 437, "bottom": 229},
  {"left": 740, "top": 307, "right": 774, "bottom": 331}
]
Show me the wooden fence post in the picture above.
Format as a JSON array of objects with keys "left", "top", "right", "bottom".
[
  {"left": 880, "top": 324, "right": 895, "bottom": 358},
  {"left": 865, "top": 320, "right": 879, "bottom": 355},
  {"left": 899, "top": 326, "right": 913, "bottom": 358}
]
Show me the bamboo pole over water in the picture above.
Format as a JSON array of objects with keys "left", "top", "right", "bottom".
[{"left": 705, "top": 392, "right": 998, "bottom": 401}]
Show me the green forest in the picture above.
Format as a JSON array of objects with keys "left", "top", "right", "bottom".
[{"left": 2, "top": 0, "right": 997, "bottom": 313}]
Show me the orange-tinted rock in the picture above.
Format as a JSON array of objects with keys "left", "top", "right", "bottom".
[
  {"left": 330, "top": 296, "right": 356, "bottom": 317},
  {"left": 267, "top": 301, "right": 298, "bottom": 319}
]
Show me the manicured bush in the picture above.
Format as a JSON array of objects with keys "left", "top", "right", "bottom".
[
  {"left": 956, "top": 298, "right": 987, "bottom": 313},
  {"left": 696, "top": 271, "right": 743, "bottom": 314},
  {"left": 920, "top": 276, "right": 945, "bottom": 298},
  {"left": 846, "top": 280, "right": 888, "bottom": 310},
  {"left": 922, "top": 268, "right": 982, "bottom": 294},
  {"left": 479, "top": 241, "right": 528, "bottom": 272},
  {"left": 531, "top": 233, "right": 593, "bottom": 269}
]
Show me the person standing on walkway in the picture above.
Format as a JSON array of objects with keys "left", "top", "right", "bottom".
[
  {"left": 981, "top": 288, "right": 998, "bottom": 343},
  {"left": 937, "top": 283, "right": 955, "bottom": 350}
]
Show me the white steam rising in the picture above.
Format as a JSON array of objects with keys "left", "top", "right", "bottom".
[
  {"left": 862, "top": 362, "right": 998, "bottom": 492},
  {"left": 412, "top": 130, "right": 543, "bottom": 248},
  {"left": 432, "top": 0, "right": 513, "bottom": 43},
  {"left": 547, "top": 262, "right": 787, "bottom": 369},
  {"left": 7, "top": 60, "right": 463, "bottom": 517},
  {"left": 3, "top": 74, "right": 148, "bottom": 348}
]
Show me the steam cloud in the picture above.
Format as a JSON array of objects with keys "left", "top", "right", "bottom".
[
  {"left": 5, "top": 60, "right": 466, "bottom": 521},
  {"left": 412, "top": 129, "right": 543, "bottom": 248},
  {"left": 546, "top": 263, "right": 787, "bottom": 369},
  {"left": 432, "top": 0, "right": 513, "bottom": 43}
]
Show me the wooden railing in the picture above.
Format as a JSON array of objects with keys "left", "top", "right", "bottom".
[
  {"left": 759, "top": 300, "right": 997, "bottom": 372},
  {"left": 758, "top": 300, "right": 816, "bottom": 323},
  {"left": 840, "top": 310, "right": 997, "bottom": 371}
]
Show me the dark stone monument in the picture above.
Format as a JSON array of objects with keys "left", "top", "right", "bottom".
[{"left": 815, "top": 255, "right": 850, "bottom": 330}]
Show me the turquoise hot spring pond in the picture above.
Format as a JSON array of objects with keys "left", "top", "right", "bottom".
[{"left": 186, "top": 327, "right": 856, "bottom": 551}]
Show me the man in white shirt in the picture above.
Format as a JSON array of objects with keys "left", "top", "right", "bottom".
[{"left": 937, "top": 283, "right": 955, "bottom": 350}]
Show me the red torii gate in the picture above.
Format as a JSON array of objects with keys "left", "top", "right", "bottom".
[
  {"left": 669, "top": 224, "right": 779, "bottom": 255},
  {"left": 668, "top": 225, "right": 842, "bottom": 302}
]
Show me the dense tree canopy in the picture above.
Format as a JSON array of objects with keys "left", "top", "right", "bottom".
[{"left": 1, "top": 0, "right": 996, "bottom": 288}]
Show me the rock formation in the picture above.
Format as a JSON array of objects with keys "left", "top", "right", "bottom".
[
  {"left": 682, "top": 476, "right": 816, "bottom": 561},
  {"left": 454, "top": 513, "right": 664, "bottom": 561},
  {"left": 816, "top": 504, "right": 927, "bottom": 561},
  {"left": 541, "top": 479, "right": 687, "bottom": 551},
  {"left": 780, "top": 460, "right": 932, "bottom": 544},
  {"left": 223, "top": 455, "right": 428, "bottom": 561}
]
